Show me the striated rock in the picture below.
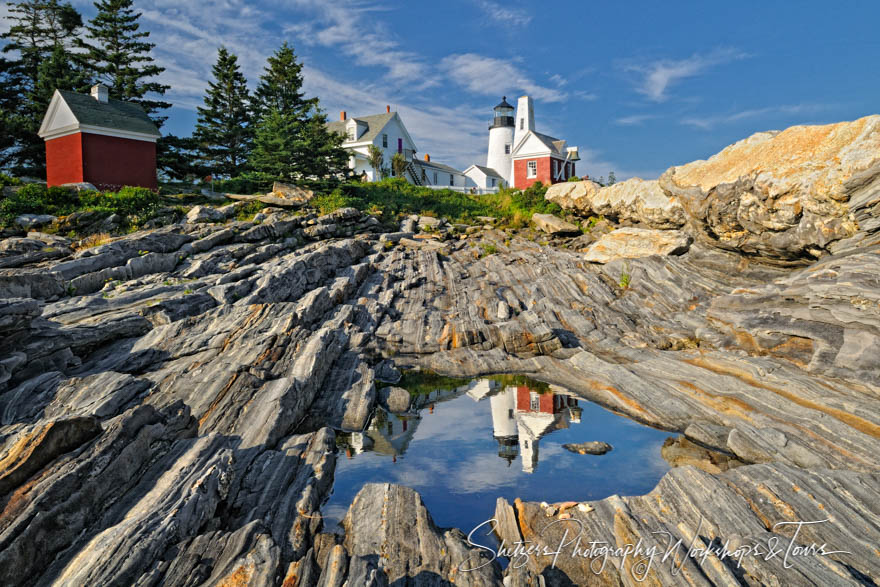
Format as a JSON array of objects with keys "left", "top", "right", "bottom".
[
  {"left": 185, "top": 205, "right": 226, "bottom": 224},
  {"left": 342, "top": 483, "right": 502, "bottom": 585},
  {"left": 547, "top": 178, "right": 686, "bottom": 229},
  {"left": 660, "top": 116, "right": 880, "bottom": 263},
  {"left": 584, "top": 227, "right": 691, "bottom": 263},
  {"left": 562, "top": 440, "right": 612, "bottom": 455},
  {"left": 14, "top": 214, "right": 56, "bottom": 229},
  {"left": 531, "top": 213, "right": 580, "bottom": 235}
]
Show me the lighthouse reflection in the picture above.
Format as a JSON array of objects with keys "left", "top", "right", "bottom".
[{"left": 339, "top": 377, "right": 582, "bottom": 474}]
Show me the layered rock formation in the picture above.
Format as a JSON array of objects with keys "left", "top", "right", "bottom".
[{"left": 0, "top": 117, "right": 878, "bottom": 585}]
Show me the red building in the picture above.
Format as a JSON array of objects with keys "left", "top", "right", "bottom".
[
  {"left": 38, "top": 84, "right": 161, "bottom": 190},
  {"left": 511, "top": 131, "right": 577, "bottom": 189}
]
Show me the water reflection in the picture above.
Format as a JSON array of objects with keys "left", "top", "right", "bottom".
[
  {"left": 326, "top": 372, "right": 671, "bottom": 533},
  {"left": 339, "top": 377, "right": 583, "bottom": 474}
]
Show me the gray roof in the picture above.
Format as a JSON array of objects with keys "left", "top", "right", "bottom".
[
  {"left": 470, "top": 164, "right": 503, "bottom": 179},
  {"left": 326, "top": 112, "right": 395, "bottom": 144},
  {"left": 411, "top": 158, "right": 462, "bottom": 175},
  {"left": 58, "top": 90, "right": 160, "bottom": 137}
]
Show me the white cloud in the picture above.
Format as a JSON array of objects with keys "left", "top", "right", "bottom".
[
  {"left": 680, "top": 103, "right": 828, "bottom": 130},
  {"left": 475, "top": 0, "right": 532, "bottom": 27},
  {"left": 614, "top": 114, "right": 657, "bottom": 126},
  {"left": 284, "top": 0, "right": 432, "bottom": 87},
  {"left": 441, "top": 53, "right": 567, "bottom": 103},
  {"left": 623, "top": 48, "right": 748, "bottom": 102}
]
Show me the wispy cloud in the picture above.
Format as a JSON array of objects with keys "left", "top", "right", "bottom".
[
  {"left": 680, "top": 103, "right": 828, "bottom": 130},
  {"left": 614, "top": 114, "right": 657, "bottom": 126},
  {"left": 474, "top": 0, "right": 532, "bottom": 27},
  {"left": 623, "top": 48, "right": 748, "bottom": 102},
  {"left": 441, "top": 53, "right": 567, "bottom": 103},
  {"left": 284, "top": 0, "right": 432, "bottom": 86}
]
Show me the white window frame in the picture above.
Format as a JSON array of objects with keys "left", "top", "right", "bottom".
[
  {"left": 504, "top": 144, "right": 510, "bottom": 154},
  {"left": 347, "top": 128, "right": 355, "bottom": 141},
  {"left": 527, "top": 160, "right": 537, "bottom": 178}
]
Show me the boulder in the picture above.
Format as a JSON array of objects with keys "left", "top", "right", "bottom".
[
  {"left": 584, "top": 227, "right": 691, "bottom": 263},
  {"left": 378, "top": 386, "right": 411, "bottom": 413},
  {"left": 547, "top": 178, "right": 686, "bottom": 229},
  {"left": 185, "top": 205, "right": 226, "bottom": 224},
  {"left": 14, "top": 214, "right": 56, "bottom": 229},
  {"left": 342, "top": 484, "right": 502, "bottom": 585},
  {"left": 531, "top": 213, "right": 580, "bottom": 235},
  {"left": 659, "top": 116, "right": 880, "bottom": 262},
  {"left": 417, "top": 215, "right": 443, "bottom": 230},
  {"left": 270, "top": 182, "right": 314, "bottom": 206},
  {"left": 562, "top": 441, "right": 613, "bottom": 455}
]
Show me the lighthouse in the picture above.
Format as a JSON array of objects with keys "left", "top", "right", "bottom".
[{"left": 486, "top": 96, "right": 515, "bottom": 185}]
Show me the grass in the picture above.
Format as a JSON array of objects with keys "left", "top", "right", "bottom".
[
  {"left": 479, "top": 243, "right": 498, "bottom": 258},
  {"left": 309, "top": 177, "right": 561, "bottom": 226},
  {"left": 0, "top": 184, "right": 162, "bottom": 229},
  {"left": 234, "top": 200, "right": 266, "bottom": 222},
  {"left": 619, "top": 264, "right": 632, "bottom": 289}
]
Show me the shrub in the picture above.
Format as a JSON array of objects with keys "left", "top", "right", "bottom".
[{"left": 0, "top": 174, "right": 23, "bottom": 188}]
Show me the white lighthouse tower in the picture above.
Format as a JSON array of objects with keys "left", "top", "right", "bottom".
[
  {"left": 486, "top": 96, "right": 515, "bottom": 186},
  {"left": 513, "top": 95, "right": 535, "bottom": 151}
]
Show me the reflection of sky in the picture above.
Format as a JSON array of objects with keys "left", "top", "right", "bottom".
[{"left": 322, "top": 379, "right": 672, "bottom": 534}]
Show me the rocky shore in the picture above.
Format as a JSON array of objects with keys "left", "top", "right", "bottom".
[{"left": 0, "top": 117, "right": 878, "bottom": 585}]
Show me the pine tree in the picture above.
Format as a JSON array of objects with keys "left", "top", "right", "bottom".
[
  {"left": 1, "top": 0, "right": 85, "bottom": 174},
  {"left": 194, "top": 47, "right": 252, "bottom": 178},
  {"left": 248, "top": 42, "right": 349, "bottom": 187},
  {"left": 78, "top": 0, "right": 170, "bottom": 123},
  {"left": 157, "top": 135, "right": 206, "bottom": 181},
  {"left": 251, "top": 42, "right": 314, "bottom": 122}
]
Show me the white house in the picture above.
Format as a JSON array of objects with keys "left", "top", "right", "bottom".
[
  {"left": 326, "top": 106, "right": 418, "bottom": 182},
  {"left": 409, "top": 154, "right": 467, "bottom": 189},
  {"left": 463, "top": 164, "right": 504, "bottom": 192}
]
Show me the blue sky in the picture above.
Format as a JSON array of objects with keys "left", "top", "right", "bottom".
[{"left": 5, "top": 0, "right": 880, "bottom": 179}]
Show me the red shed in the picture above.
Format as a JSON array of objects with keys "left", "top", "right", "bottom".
[{"left": 38, "top": 84, "right": 161, "bottom": 190}]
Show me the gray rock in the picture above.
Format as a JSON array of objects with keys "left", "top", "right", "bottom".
[
  {"left": 185, "top": 205, "right": 226, "bottom": 224},
  {"left": 342, "top": 484, "right": 502, "bottom": 585},
  {"left": 562, "top": 440, "right": 612, "bottom": 455},
  {"left": 14, "top": 214, "right": 56, "bottom": 229},
  {"left": 378, "top": 386, "right": 411, "bottom": 413}
]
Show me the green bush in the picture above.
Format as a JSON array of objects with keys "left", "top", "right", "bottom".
[
  {"left": 211, "top": 172, "right": 273, "bottom": 195},
  {"left": 0, "top": 174, "right": 23, "bottom": 189},
  {"left": 0, "top": 184, "right": 162, "bottom": 228},
  {"left": 307, "top": 177, "right": 561, "bottom": 226}
]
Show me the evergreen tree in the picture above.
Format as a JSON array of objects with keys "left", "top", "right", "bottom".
[
  {"left": 251, "top": 42, "right": 314, "bottom": 122},
  {"left": 194, "top": 47, "right": 252, "bottom": 178},
  {"left": 157, "top": 134, "right": 206, "bottom": 181},
  {"left": 248, "top": 42, "right": 349, "bottom": 187},
  {"left": 78, "top": 0, "right": 170, "bottom": 123},
  {"left": 1, "top": 0, "right": 85, "bottom": 174}
]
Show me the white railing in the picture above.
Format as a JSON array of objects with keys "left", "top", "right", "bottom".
[{"left": 420, "top": 184, "right": 499, "bottom": 195}]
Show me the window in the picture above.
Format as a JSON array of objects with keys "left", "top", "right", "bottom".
[
  {"left": 527, "top": 160, "right": 537, "bottom": 178},
  {"left": 519, "top": 118, "right": 524, "bottom": 130},
  {"left": 504, "top": 144, "right": 510, "bottom": 154},
  {"left": 433, "top": 172, "right": 438, "bottom": 184},
  {"left": 530, "top": 392, "right": 540, "bottom": 411},
  {"left": 382, "top": 134, "right": 388, "bottom": 148},
  {"left": 491, "top": 178, "right": 496, "bottom": 187},
  {"left": 347, "top": 128, "right": 355, "bottom": 141},
  {"left": 449, "top": 174, "right": 455, "bottom": 186}
]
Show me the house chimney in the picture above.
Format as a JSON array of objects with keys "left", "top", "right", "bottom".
[
  {"left": 424, "top": 154, "right": 430, "bottom": 162},
  {"left": 91, "top": 83, "right": 109, "bottom": 103},
  {"left": 340, "top": 111, "right": 347, "bottom": 121},
  {"left": 386, "top": 105, "right": 391, "bottom": 113}
]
